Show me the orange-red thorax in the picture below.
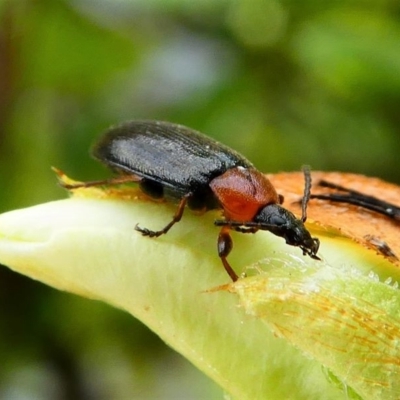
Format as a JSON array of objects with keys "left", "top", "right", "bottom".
[{"left": 209, "top": 167, "right": 280, "bottom": 221}]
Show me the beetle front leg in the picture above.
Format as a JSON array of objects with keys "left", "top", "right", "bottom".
[
  {"left": 233, "top": 226, "right": 259, "bottom": 234},
  {"left": 215, "top": 219, "right": 259, "bottom": 234},
  {"left": 135, "top": 193, "right": 191, "bottom": 238},
  {"left": 217, "top": 226, "right": 239, "bottom": 282}
]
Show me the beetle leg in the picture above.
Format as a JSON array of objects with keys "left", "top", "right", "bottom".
[
  {"left": 135, "top": 193, "right": 191, "bottom": 238},
  {"left": 233, "top": 226, "right": 259, "bottom": 234},
  {"left": 215, "top": 220, "right": 259, "bottom": 233},
  {"left": 217, "top": 226, "right": 239, "bottom": 282},
  {"left": 59, "top": 174, "right": 141, "bottom": 190}
]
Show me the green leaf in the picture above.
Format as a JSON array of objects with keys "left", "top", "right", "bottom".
[{"left": 0, "top": 194, "right": 399, "bottom": 399}]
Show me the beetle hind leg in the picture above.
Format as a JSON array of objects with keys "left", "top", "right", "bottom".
[
  {"left": 135, "top": 193, "right": 191, "bottom": 238},
  {"left": 58, "top": 174, "right": 141, "bottom": 190}
]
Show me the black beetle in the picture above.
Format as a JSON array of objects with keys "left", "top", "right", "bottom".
[{"left": 62, "top": 120, "right": 320, "bottom": 281}]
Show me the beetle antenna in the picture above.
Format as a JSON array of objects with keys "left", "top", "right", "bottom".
[{"left": 301, "top": 165, "right": 312, "bottom": 223}]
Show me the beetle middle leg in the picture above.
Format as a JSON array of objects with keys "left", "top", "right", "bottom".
[
  {"left": 217, "top": 226, "right": 239, "bottom": 282},
  {"left": 135, "top": 193, "right": 191, "bottom": 238}
]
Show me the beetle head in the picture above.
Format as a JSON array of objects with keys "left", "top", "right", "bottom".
[{"left": 254, "top": 204, "right": 320, "bottom": 259}]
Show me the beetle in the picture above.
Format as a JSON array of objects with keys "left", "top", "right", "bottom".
[{"left": 62, "top": 120, "right": 320, "bottom": 281}]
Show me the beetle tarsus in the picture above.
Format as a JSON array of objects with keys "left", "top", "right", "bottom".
[
  {"left": 135, "top": 224, "right": 161, "bottom": 238},
  {"left": 135, "top": 194, "right": 191, "bottom": 238}
]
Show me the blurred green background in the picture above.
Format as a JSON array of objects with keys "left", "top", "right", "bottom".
[{"left": 1, "top": 1, "right": 399, "bottom": 399}]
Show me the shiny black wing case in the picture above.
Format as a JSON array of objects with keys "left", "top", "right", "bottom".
[{"left": 92, "top": 120, "right": 253, "bottom": 197}]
